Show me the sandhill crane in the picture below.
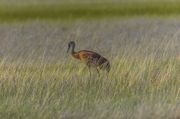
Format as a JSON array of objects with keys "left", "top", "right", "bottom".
[{"left": 67, "top": 41, "right": 110, "bottom": 76}]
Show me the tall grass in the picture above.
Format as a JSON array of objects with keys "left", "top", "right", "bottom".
[
  {"left": 0, "top": 57, "right": 179, "bottom": 119},
  {"left": 0, "top": 19, "right": 179, "bottom": 118}
]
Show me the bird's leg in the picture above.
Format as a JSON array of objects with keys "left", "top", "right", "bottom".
[
  {"left": 87, "top": 65, "right": 91, "bottom": 78},
  {"left": 95, "top": 67, "right": 100, "bottom": 77}
]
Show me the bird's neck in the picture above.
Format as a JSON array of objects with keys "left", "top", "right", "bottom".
[
  {"left": 70, "top": 44, "right": 75, "bottom": 54},
  {"left": 70, "top": 45, "right": 80, "bottom": 59}
]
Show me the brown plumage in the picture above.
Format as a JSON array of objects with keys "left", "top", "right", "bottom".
[{"left": 67, "top": 41, "right": 110, "bottom": 76}]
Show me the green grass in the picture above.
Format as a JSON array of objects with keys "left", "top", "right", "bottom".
[
  {"left": 0, "top": 57, "right": 179, "bottom": 119},
  {"left": 1, "top": 2, "right": 180, "bottom": 22}
]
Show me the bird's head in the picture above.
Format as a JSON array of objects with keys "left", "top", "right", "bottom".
[{"left": 67, "top": 41, "right": 75, "bottom": 53}]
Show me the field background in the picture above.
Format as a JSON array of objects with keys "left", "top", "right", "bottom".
[
  {"left": 0, "top": 0, "right": 179, "bottom": 119},
  {"left": 2, "top": 0, "right": 180, "bottom": 22}
]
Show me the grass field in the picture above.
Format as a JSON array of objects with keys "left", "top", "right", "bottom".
[
  {"left": 0, "top": 19, "right": 179, "bottom": 119},
  {"left": 0, "top": 56, "right": 179, "bottom": 119},
  {"left": 0, "top": 0, "right": 179, "bottom": 119}
]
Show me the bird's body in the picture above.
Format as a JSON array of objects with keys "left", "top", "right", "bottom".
[
  {"left": 73, "top": 50, "right": 110, "bottom": 70},
  {"left": 67, "top": 41, "right": 110, "bottom": 75}
]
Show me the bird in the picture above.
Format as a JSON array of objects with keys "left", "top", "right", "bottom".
[{"left": 67, "top": 41, "right": 110, "bottom": 76}]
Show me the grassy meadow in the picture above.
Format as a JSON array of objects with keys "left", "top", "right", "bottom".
[
  {"left": 2, "top": 1, "right": 180, "bottom": 22},
  {"left": 0, "top": 0, "right": 179, "bottom": 119}
]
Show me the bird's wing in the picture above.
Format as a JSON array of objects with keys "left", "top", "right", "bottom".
[
  {"left": 87, "top": 52, "right": 106, "bottom": 65},
  {"left": 78, "top": 50, "right": 99, "bottom": 60}
]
